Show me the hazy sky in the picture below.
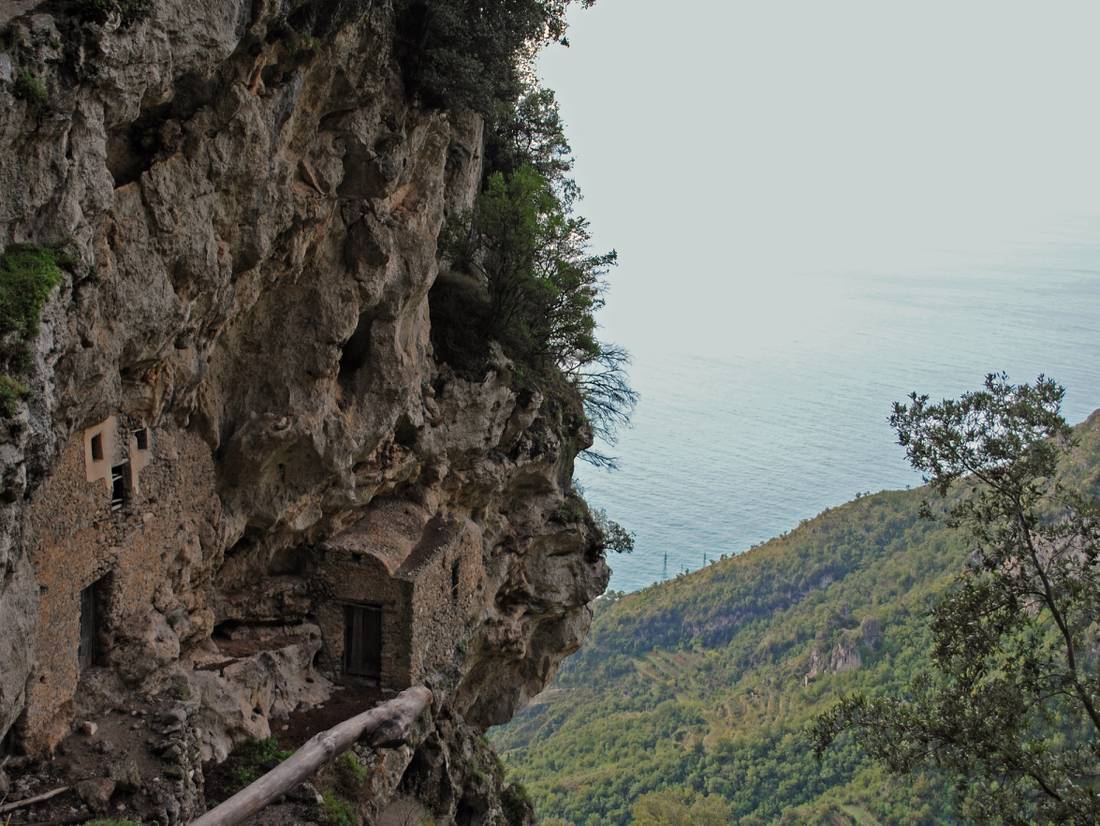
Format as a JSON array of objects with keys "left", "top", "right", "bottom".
[{"left": 537, "top": 1, "right": 1100, "bottom": 358}]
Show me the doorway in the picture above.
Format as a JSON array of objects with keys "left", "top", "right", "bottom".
[
  {"left": 343, "top": 604, "right": 382, "bottom": 680},
  {"left": 79, "top": 576, "right": 109, "bottom": 671}
]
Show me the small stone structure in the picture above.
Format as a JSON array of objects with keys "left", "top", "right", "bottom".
[
  {"left": 313, "top": 499, "right": 485, "bottom": 691},
  {"left": 17, "top": 416, "right": 222, "bottom": 754}
]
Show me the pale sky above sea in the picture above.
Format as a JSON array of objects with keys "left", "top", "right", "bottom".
[
  {"left": 537, "top": 2, "right": 1100, "bottom": 592},
  {"left": 539, "top": 0, "right": 1100, "bottom": 362}
]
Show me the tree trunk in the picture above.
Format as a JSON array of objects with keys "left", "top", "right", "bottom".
[{"left": 191, "top": 686, "right": 432, "bottom": 826}]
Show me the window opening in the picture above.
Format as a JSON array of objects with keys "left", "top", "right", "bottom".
[
  {"left": 451, "top": 559, "right": 461, "bottom": 598},
  {"left": 343, "top": 604, "right": 382, "bottom": 680},
  {"left": 133, "top": 428, "right": 149, "bottom": 451},
  {"left": 110, "top": 463, "right": 129, "bottom": 512},
  {"left": 90, "top": 433, "right": 103, "bottom": 461}
]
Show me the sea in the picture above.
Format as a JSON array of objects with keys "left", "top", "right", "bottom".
[{"left": 578, "top": 227, "right": 1100, "bottom": 593}]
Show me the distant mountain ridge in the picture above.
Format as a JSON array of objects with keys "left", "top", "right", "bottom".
[{"left": 493, "top": 411, "right": 1100, "bottom": 825}]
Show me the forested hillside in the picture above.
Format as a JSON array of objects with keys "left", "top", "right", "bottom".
[{"left": 492, "top": 411, "right": 1100, "bottom": 825}]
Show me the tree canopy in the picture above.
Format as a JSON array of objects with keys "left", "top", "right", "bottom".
[
  {"left": 394, "top": 0, "right": 594, "bottom": 113},
  {"left": 430, "top": 70, "right": 636, "bottom": 468}
]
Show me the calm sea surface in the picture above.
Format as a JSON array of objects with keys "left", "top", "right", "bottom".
[{"left": 579, "top": 229, "right": 1100, "bottom": 593}]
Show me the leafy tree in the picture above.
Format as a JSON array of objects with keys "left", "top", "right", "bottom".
[
  {"left": 631, "top": 788, "right": 734, "bottom": 825},
  {"left": 439, "top": 163, "right": 636, "bottom": 463},
  {"left": 811, "top": 374, "right": 1100, "bottom": 824},
  {"left": 574, "top": 341, "right": 636, "bottom": 467},
  {"left": 394, "top": 0, "right": 595, "bottom": 113},
  {"left": 486, "top": 86, "right": 579, "bottom": 204},
  {"left": 473, "top": 165, "right": 611, "bottom": 374},
  {"left": 593, "top": 508, "right": 635, "bottom": 553},
  {"left": 472, "top": 80, "right": 639, "bottom": 464}
]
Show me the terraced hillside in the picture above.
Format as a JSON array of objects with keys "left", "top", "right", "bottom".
[{"left": 493, "top": 411, "right": 1100, "bottom": 825}]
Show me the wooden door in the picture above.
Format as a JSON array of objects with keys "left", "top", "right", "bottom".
[{"left": 343, "top": 604, "right": 382, "bottom": 679}]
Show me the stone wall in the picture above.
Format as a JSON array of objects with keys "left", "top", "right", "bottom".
[
  {"left": 313, "top": 548, "right": 414, "bottom": 690},
  {"left": 408, "top": 515, "right": 484, "bottom": 682},
  {"left": 21, "top": 424, "right": 222, "bottom": 753}
]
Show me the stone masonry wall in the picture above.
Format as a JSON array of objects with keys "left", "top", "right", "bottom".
[
  {"left": 409, "top": 515, "right": 484, "bottom": 683},
  {"left": 22, "top": 425, "right": 222, "bottom": 753},
  {"left": 313, "top": 548, "right": 413, "bottom": 690}
]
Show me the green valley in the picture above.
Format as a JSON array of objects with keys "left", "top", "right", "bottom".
[{"left": 492, "top": 411, "right": 1100, "bottom": 825}]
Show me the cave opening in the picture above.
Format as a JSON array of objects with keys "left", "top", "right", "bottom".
[
  {"left": 394, "top": 416, "right": 418, "bottom": 448},
  {"left": 427, "top": 273, "right": 491, "bottom": 381},
  {"left": 339, "top": 312, "right": 373, "bottom": 384}
]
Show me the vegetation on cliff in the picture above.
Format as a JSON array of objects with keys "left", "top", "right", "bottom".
[
  {"left": 395, "top": 0, "right": 594, "bottom": 113},
  {"left": 410, "top": 2, "right": 637, "bottom": 469},
  {"left": 492, "top": 401, "right": 1100, "bottom": 824},
  {"left": 0, "top": 245, "right": 65, "bottom": 415}
]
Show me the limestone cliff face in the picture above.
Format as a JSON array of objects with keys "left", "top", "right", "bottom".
[{"left": 0, "top": 1, "right": 609, "bottom": 822}]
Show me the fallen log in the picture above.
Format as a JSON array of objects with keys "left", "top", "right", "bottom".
[{"left": 191, "top": 685, "right": 432, "bottom": 826}]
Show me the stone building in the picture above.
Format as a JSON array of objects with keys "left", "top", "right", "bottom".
[
  {"left": 313, "top": 499, "right": 485, "bottom": 691},
  {"left": 11, "top": 416, "right": 485, "bottom": 756},
  {"left": 17, "top": 416, "right": 222, "bottom": 754}
]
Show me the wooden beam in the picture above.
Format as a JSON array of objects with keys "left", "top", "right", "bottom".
[{"left": 191, "top": 686, "right": 432, "bottom": 826}]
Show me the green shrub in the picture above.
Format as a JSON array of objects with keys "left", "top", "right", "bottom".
[
  {"left": 224, "top": 737, "right": 292, "bottom": 791},
  {"left": 553, "top": 496, "right": 586, "bottom": 524},
  {"left": 321, "top": 791, "right": 356, "bottom": 826},
  {"left": 291, "top": 32, "right": 321, "bottom": 56},
  {"left": 334, "top": 750, "right": 367, "bottom": 793},
  {"left": 0, "top": 246, "right": 65, "bottom": 416},
  {"left": 408, "top": 3, "right": 636, "bottom": 463},
  {"left": 436, "top": 163, "right": 634, "bottom": 459},
  {"left": 502, "top": 781, "right": 535, "bottom": 823},
  {"left": 12, "top": 71, "right": 47, "bottom": 111},
  {"left": 442, "top": 165, "right": 611, "bottom": 380},
  {"left": 0, "top": 374, "right": 28, "bottom": 418},
  {"left": 0, "top": 246, "right": 65, "bottom": 344}
]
